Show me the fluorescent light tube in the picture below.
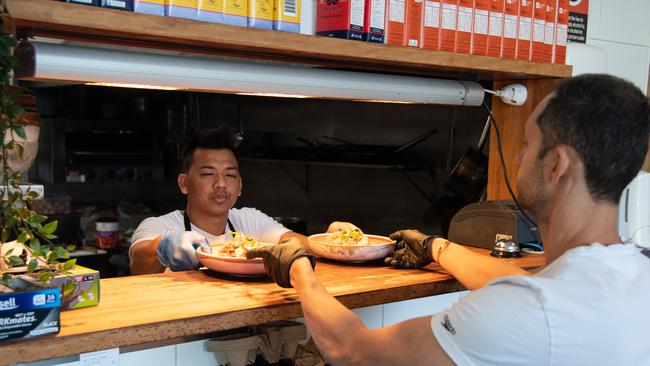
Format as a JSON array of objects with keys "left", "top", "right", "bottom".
[{"left": 16, "top": 42, "right": 485, "bottom": 106}]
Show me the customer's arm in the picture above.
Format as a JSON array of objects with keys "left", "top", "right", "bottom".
[
  {"left": 388, "top": 230, "right": 531, "bottom": 291},
  {"left": 433, "top": 238, "right": 531, "bottom": 290},
  {"left": 129, "top": 237, "right": 166, "bottom": 275},
  {"left": 289, "top": 258, "right": 456, "bottom": 366}
]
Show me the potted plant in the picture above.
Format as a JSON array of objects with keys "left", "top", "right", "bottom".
[{"left": 0, "top": 3, "right": 74, "bottom": 290}]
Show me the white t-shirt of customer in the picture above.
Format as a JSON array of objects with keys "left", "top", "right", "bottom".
[
  {"left": 130, "top": 207, "right": 291, "bottom": 253},
  {"left": 430, "top": 243, "right": 650, "bottom": 366}
]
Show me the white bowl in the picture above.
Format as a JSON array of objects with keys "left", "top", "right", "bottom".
[
  {"left": 197, "top": 244, "right": 269, "bottom": 276},
  {"left": 307, "top": 234, "right": 395, "bottom": 263}
]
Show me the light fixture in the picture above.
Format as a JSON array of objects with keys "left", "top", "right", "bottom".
[
  {"left": 15, "top": 41, "right": 486, "bottom": 106},
  {"left": 483, "top": 83, "right": 528, "bottom": 106}
]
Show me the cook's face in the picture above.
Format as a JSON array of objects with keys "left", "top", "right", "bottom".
[
  {"left": 516, "top": 95, "right": 551, "bottom": 220},
  {"left": 180, "top": 148, "right": 242, "bottom": 217}
]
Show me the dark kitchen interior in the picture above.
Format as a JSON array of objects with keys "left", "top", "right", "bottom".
[{"left": 25, "top": 82, "right": 492, "bottom": 277}]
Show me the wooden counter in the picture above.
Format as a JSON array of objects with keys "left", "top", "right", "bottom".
[{"left": 0, "top": 248, "right": 544, "bottom": 365}]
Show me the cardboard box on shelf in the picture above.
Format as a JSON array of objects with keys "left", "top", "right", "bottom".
[
  {"left": 198, "top": 0, "right": 224, "bottom": 23},
  {"left": 363, "top": 0, "right": 386, "bottom": 43},
  {"left": 422, "top": 0, "right": 441, "bottom": 50},
  {"left": 405, "top": 0, "right": 424, "bottom": 47},
  {"left": 19, "top": 266, "right": 100, "bottom": 311},
  {"left": 502, "top": 0, "right": 518, "bottom": 59},
  {"left": 386, "top": 0, "right": 407, "bottom": 45},
  {"left": 439, "top": 0, "right": 458, "bottom": 52},
  {"left": 472, "top": 0, "right": 489, "bottom": 55},
  {"left": 516, "top": 0, "right": 533, "bottom": 60},
  {"left": 542, "top": 0, "right": 555, "bottom": 62},
  {"left": 316, "top": 0, "right": 365, "bottom": 40},
  {"left": 249, "top": 0, "right": 274, "bottom": 29},
  {"left": 486, "top": 0, "right": 504, "bottom": 57},
  {"left": 224, "top": 0, "right": 248, "bottom": 26},
  {"left": 530, "top": 0, "right": 546, "bottom": 61},
  {"left": 274, "top": 0, "right": 301, "bottom": 32},
  {"left": 135, "top": 0, "right": 165, "bottom": 15},
  {"left": 455, "top": 0, "right": 473, "bottom": 53},
  {"left": 165, "top": 0, "right": 198, "bottom": 19},
  {"left": 554, "top": 0, "right": 568, "bottom": 64},
  {"left": 101, "top": 0, "right": 134, "bottom": 10}
]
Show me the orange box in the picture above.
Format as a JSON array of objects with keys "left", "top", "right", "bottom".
[
  {"left": 472, "top": 0, "right": 489, "bottom": 55},
  {"left": 455, "top": 0, "right": 474, "bottom": 54},
  {"left": 439, "top": 0, "right": 458, "bottom": 52},
  {"left": 486, "top": 0, "right": 504, "bottom": 57},
  {"left": 530, "top": 0, "right": 546, "bottom": 61},
  {"left": 542, "top": 0, "right": 555, "bottom": 62},
  {"left": 554, "top": 0, "right": 568, "bottom": 64},
  {"left": 516, "top": 0, "right": 533, "bottom": 60},
  {"left": 386, "top": 0, "right": 407, "bottom": 46},
  {"left": 406, "top": 0, "right": 424, "bottom": 47},
  {"left": 502, "top": 0, "right": 518, "bottom": 59},
  {"left": 422, "top": 0, "right": 442, "bottom": 50}
]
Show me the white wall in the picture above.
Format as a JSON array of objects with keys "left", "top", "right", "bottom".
[{"left": 573, "top": 0, "right": 650, "bottom": 93}]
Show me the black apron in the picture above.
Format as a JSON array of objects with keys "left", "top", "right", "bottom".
[{"left": 183, "top": 210, "right": 235, "bottom": 236}]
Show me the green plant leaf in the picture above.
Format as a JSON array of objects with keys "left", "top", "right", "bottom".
[
  {"left": 53, "top": 246, "right": 69, "bottom": 260},
  {"left": 63, "top": 280, "right": 76, "bottom": 296},
  {"left": 4, "top": 248, "right": 13, "bottom": 256},
  {"left": 63, "top": 258, "right": 76, "bottom": 271},
  {"left": 1, "top": 273, "right": 13, "bottom": 287},
  {"left": 38, "top": 271, "right": 54, "bottom": 283},
  {"left": 8, "top": 255, "right": 24, "bottom": 266},
  {"left": 29, "top": 240, "right": 42, "bottom": 256},
  {"left": 45, "top": 234, "right": 58, "bottom": 240},
  {"left": 43, "top": 221, "right": 58, "bottom": 235},
  {"left": 27, "top": 213, "right": 47, "bottom": 224},
  {"left": 27, "top": 258, "right": 38, "bottom": 273},
  {"left": 16, "top": 231, "right": 27, "bottom": 244}
]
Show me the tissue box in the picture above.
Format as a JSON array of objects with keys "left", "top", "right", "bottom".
[{"left": 0, "top": 282, "right": 60, "bottom": 342}]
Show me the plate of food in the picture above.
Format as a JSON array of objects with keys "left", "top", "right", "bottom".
[
  {"left": 197, "top": 232, "right": 271, "bottom": 276},
  {"left": 307, "top": 229, "right": 395, "bottom": 263}
]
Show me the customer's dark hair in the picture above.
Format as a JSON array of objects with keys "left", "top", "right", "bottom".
[
  {"left": 537, "top": 74, "right": 650, "bottom": 203},
  {"left": 182, "top": 126, "right": 239, "bottom": 173}
]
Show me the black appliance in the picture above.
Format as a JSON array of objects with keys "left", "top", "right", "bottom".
[
  {"left": 447, "top": 201, "right": 540, "bottom": 249},
  {"left": 34, "top": 118, "right": 164, "bottom": 183}
]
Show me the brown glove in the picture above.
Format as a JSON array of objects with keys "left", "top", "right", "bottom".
[
  {"left": 384, "top": 229, "right": 436, "bottom": 269},
  {"left": 246, "top": 237, "right": 315, "bottom": 288}
]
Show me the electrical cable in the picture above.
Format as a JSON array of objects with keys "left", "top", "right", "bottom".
[{"left": 482, "top": 101, "right": 540, "bottom": 235}]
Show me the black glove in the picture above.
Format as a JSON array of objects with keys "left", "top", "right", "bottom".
[
  {"left": 385, "top": 229, "right": 435, "bottom": 269},
  {"left": 246, "top": 237, "right": 315, "bottom": 288}
]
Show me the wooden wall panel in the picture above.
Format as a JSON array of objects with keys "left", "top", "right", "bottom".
[{"left": 486, "top": 79, "right": 559, "bottom": 200}]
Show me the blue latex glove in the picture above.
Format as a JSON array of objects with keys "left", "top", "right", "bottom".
[{"left": 157, "top": 230, "right": 209, "bottom": 271}]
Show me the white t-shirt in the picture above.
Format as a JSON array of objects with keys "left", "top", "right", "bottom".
[
  {"left": 130, "top": 207, "right": 291, "bottom": 250},
  {"left": 431, "top": 243, "right": 650, "bottom": 366}
]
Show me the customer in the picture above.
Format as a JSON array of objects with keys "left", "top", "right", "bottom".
[
  {"left": 248, "top": 74, "right": 650, "bottom": 365},
  {"left": 129, "top": 127, "right": 355, "bottom": 274}
]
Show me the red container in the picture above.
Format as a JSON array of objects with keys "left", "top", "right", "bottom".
[
  {"left": 405, "top": 0, "right": 424, "bottom": 47},
  {"left": 554, "top": 0, "right": 568, "bottom": 64},
  {"left": 316, "top": 0, "right": 366, "bottom": 41},
  {"left": 486, "top": 0, "right": 505, "bottom": 57},
  {"left": 455, "top": 0, "right": 474, "bottom": 53},
  {"left": 502, "top": 0, "right": 519, "bottom": 59},
  {"left": 386, "top": 0, "right": 407, "bottom": 45},
  {"left": 439, "top": 0, "right": 458, "bottom": 52},
  {"left": 472, "top": 0, "right": 490, "bottom": 55},
  {"left": 530, "top": 0, "right": 547, "bottom": 61},
  {"left": 422, "top": 0, "right": 442, "bottom": 50},
  {"left": 516, "top": 0, "right": 533, "bottom": 60}
]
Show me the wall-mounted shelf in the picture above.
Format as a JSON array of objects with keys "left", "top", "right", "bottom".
[{"left": 7, "top": 0, "right": 571, "bottom": 81}]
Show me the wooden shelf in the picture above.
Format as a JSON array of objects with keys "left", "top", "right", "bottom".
[
  {"left": 0, "top": 248, "right": 544, "bottom": 365},
  {"left": 7, "top": 0, "right": 571, "bottom": 81}
]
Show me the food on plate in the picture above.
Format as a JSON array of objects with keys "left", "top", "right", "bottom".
[
  {"left": 212, "top": 231, "right": 264, "bottom": 258},
  {"left": 326, "top": 229, "right": 368, "bottom": 246}
]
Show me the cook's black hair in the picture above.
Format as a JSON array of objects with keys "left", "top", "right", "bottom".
[
  {"left": 181, "top": 126, "right": 239, "bottom": 173},
  {"left": 537, "top": 74, "right": 650, "bottom": 203}
]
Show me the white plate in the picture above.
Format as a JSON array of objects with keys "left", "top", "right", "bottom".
[
  {"left": 307, "top": 234, "right": 395, "bottom": 263},
  {"left": 197, "top": 244, "right": 269, "bottom": 276}
]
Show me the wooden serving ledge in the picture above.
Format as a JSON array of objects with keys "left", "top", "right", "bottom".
[
  {"left": 0, "top": 248, "right": 544, "bottom": 365},
  {"left": 6, "top": 0, "right": 571, "bottom": 81}
]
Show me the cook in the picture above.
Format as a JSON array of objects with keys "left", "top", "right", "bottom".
[
  {"left": 248, "top": 74, "right": 650, "bottom": 365},
  {"left": 129, "top": 126, "right": 357, "bottom": 274}
]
